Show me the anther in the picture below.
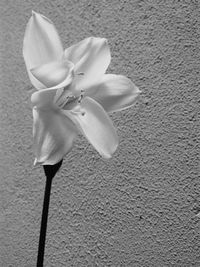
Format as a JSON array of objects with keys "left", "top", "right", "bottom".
[
  {"left": 70, "top": 107, "right": 85, "bottom": 116},
  {"left": 77, "top": 89, "right": 85, "bottom": 104}
]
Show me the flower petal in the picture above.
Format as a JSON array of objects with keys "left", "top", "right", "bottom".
[
  {"left": 31, "top": 88, "right": 58, "bottom": 109},
  {"left": 86, "top": 74, "right": 141, "bottom": 112},
  {"left": 23, "top": 11, "right": 64, "bottom": 89},
  {"left": 33, "top": 107, "right": 77, "bottom": 165},
  {"left": 65, "top": 97, "right": 118, "bottom": 158},
  {"left": 31, "top": 60, "right": 74, "bottom": 89},
  {"left": 64, "top": 37, "right": 111, "bottom": 91}
]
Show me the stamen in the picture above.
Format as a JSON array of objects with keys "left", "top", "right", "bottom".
[
  {"left": 78, "top": 90, "right": 85, "bottom": 104},
  {"left": 71, "top": 108, "right": 85, "bottom": 116},
  {"left": 54, "top": 88, "right": 85, "bottom": 111}
]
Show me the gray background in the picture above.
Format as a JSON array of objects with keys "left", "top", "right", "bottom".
[{"left": 1, "top": 0, "right": 200, "bottom": 266}]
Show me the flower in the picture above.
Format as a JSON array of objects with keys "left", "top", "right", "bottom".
[{"left": 23, "top": 11, "right": 140, "bottom": 165}]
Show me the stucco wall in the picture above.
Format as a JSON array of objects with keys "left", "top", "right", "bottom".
[{"left": 1, "top": 0, "right": 200, "bottom": 266}]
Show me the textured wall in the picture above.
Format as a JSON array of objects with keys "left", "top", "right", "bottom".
[{"left": 1, "top": 0, "right": 200, "bottom": 266}]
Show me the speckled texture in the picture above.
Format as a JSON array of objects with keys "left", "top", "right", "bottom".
[{"left": 1, "top": 0, "right": 200, "bottom": 266}]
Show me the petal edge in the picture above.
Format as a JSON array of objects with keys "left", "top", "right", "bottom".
[
  {"left": 65, "top": 97, "right": 118, "bottom": 158},
  {"left": 64, "top": 37, "right": 111, "bottom": 91},
  {"left": 33, "top": 107, "right": 77, "bottom": 165},
  {"left": 23, "top": 11, "right": 64, "bottom": 89},
  {"left": 86, "top": 74, "right": 140, "bottom": 113}
]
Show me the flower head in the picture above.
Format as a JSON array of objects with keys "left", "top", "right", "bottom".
[{"left": 23, "top": 11, "right": 140, "bottom": 165}]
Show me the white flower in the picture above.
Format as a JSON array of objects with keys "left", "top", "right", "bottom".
[{"left": 23, "top": 11, "right": 140, "bottom": 165}]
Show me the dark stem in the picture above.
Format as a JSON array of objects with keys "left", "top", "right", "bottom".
[
  {"left": 36, "top": 160, "right": 62, "bottom": 267},
  {"left": 36, "top": 175, "right": 53, "bottom": 267}
]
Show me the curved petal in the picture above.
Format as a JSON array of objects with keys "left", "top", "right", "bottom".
[
  {"left": 65, "top": 97, "right": 118, "bottom": 158},
  {"left": 23, "top": 11, "right": 64, "bottom": 89},
  {"left": 31, "top": 82, "right": 74, "bottom": 110},
  {"left": 64, "top": 37, "right": 111, "bottom": 91},
  {"left": 85, "top": 74, "right": 141, "bottom": 113},
  {"left": 33, "top": 107, "right": 77, "bottom": 165},
  {"left": 31, "top": 60, "right": 74, "bottom": 89},
  {"left": 31, "top": 88, "right": 58, "bottom": 109}
]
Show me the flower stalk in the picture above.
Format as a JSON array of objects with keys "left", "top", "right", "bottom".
[{"left": 37, "top": 160, "right": 62, "bottom": 267}]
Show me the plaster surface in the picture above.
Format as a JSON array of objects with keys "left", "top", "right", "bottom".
[{"left": 0, "top": 0, "right": 200, "bottom": 266}]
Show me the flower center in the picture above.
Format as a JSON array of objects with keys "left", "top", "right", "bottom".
[{"left": 54, "top": 88, "right": 85, "bottom": 114}]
